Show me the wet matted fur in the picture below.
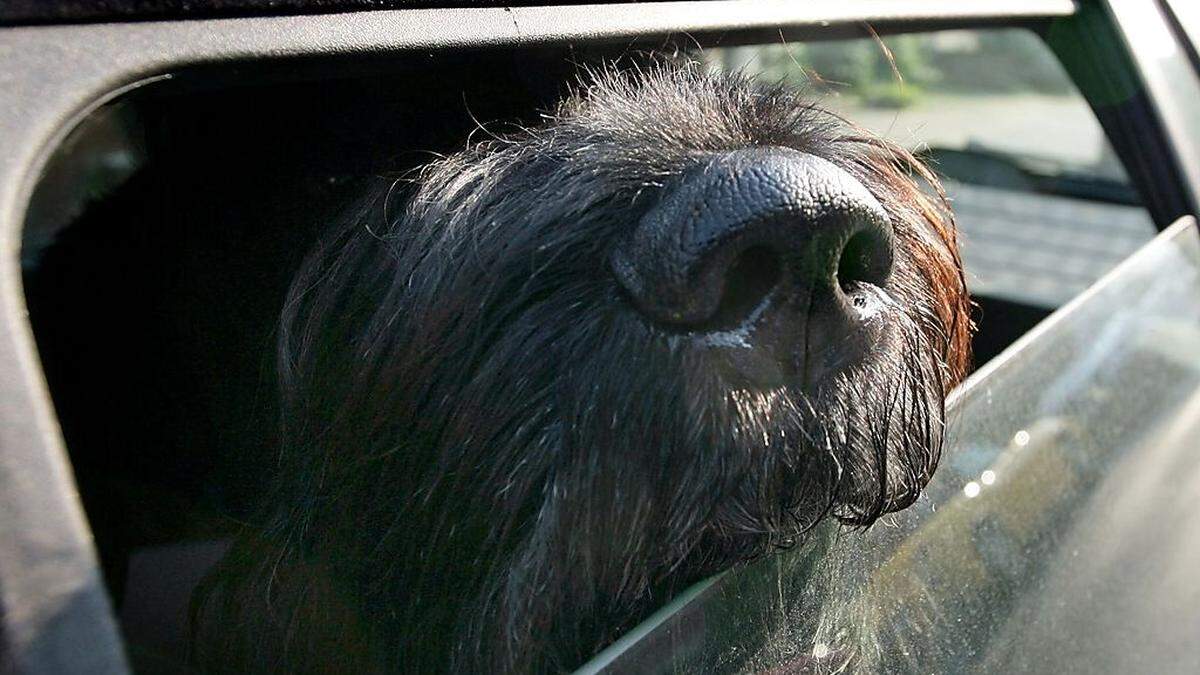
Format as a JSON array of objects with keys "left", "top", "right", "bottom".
[{"left": 190, "top": 61, "right": 972, "bottom": 673}]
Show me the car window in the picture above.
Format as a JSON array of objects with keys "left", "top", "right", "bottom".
[
  {"left": 702, "top": 29, "right": 1156, "bottom": 310},
  {"left": 1165, "top": 0, "right": 1200, "bottom": 71},
  {"left": 577, "top": 215, "right": 1200, "bottom": 674}
]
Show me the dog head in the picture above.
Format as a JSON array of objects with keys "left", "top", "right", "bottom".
[{"left": 198, "top": 61, "right": 971, "bottom": 672}]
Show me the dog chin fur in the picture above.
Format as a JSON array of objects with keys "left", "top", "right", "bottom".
[{"left": 190, "top": 60, "right": 972, "bottom": 674}]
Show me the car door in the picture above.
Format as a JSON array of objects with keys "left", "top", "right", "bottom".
[
  {"left": 579, "top": 213, "right": 1200, "bottom": 674},
  {"left": 1, "top": 2, "right": 1198, "bottom": 674},
  {"left": 576, "top": 16, "right": 1200, "bottom": 675}
]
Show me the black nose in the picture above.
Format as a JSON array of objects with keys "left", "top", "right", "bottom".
[{"left": 611, "top": 148, "right": 894, "bottom": 332}]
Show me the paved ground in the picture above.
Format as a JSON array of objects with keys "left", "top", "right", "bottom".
[
  {"left": 946, "top": 181, "right": 1155, "bottom": 308},
  {"left": 828, "top": 94, "right": 1155, "bottom": 308},
  {"left": 828, "top": 93, "right": 1114, "bottom": 172}
]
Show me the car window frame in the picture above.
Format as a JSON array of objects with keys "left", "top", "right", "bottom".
[{"left": 0, "top": 2, "right": 1194, "bottom": 673}]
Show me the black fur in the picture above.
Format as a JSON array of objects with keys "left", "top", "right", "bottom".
[{"left": 191, "top": 61, "right": 971, "bottom": 673}]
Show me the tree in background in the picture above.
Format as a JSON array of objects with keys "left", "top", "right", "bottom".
[{"left": 711, "top": 29, "right": 1074, "bottom": 109}]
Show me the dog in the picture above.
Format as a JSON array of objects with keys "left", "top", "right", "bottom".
[{"left": 190, "top": 60, "right": 972, "bottom": 673}]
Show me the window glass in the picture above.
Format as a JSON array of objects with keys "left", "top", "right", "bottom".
[
  {"left": 702, "top": 30, "right": 1156, "bottom": 309},
  {"left": 578, "top": 216, "right": 1200, "bottom": 674}
]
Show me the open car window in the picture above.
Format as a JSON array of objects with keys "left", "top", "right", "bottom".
[
  {"left": 577, "top": 215, "right": 1200, "bottom": 674},
  {"left": 703, "top": 29, "right": 1156, "bottom": 311}
]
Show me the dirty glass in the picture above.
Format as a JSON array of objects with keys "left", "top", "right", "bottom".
[
  {"left": 577, "top": 217, "right": 1200, "bottom": 674},
  {"left": 700, "top": 30, "right": 1156, "bottom": 309}
]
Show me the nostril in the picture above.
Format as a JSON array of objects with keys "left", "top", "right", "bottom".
[
  {"left": 836, "top": 229, "right": 892, "bottom": 303},
  {"left": 614, "top": 149, "right": 895, "bottom": 332},
  {"left": 648, "top": 243, "right": 777, "bottom": 333},
  {"left": 613, "top": 244, "right": 781, "bottom": 333},
  {"left": 703, "top": 247, "right": 782, "bottom": 331}
]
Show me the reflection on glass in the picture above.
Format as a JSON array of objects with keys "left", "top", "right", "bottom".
[{"left": 579, "top": 218, "right": 1200, "bottom": 674}]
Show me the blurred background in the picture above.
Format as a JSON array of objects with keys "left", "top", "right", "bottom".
[{"left": 705, "top": 29, "right": 1153, "bottom": 321}]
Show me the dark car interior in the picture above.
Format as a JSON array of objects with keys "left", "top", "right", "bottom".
[{"left": 23, "top": 46, "right": 617, "bottom": 667}]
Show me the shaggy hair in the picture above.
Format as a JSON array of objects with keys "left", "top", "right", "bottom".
[{"left": 190, "top": 61, "right": 971, "bottom": 673}]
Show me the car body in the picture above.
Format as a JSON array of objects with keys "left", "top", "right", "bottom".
[{"left": 0, "top": 1, "right": 1197, "bottom": 673}]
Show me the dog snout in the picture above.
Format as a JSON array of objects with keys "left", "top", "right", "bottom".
[{"left": 611, "top": 147, "right": 894, "bottom": 336}]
